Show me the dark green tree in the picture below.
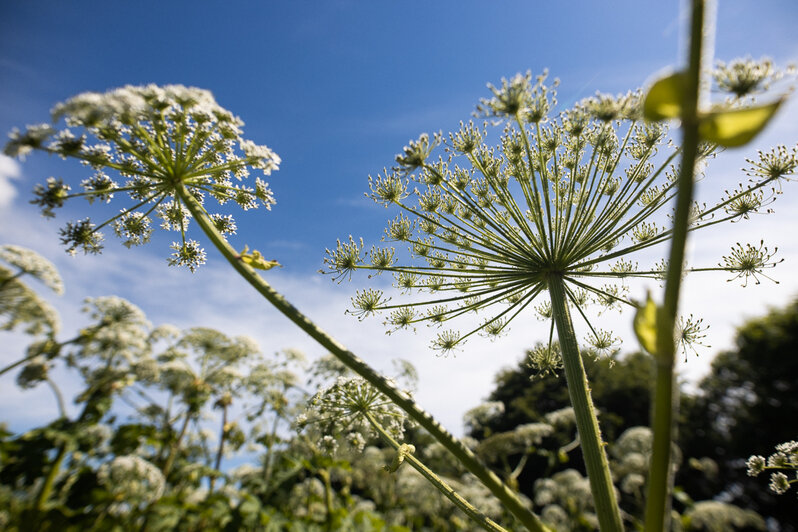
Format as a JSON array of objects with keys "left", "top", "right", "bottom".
[
  {"left": 480, "top": 351, "right": 655, "bottom": 443},
  {"left": 680, "top": 299, "right": 798, "bottom": 531},
  {"left": 474, "top": 351, "right": 656, "bottom": 497}
]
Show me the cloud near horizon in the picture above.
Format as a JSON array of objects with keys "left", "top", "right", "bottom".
[
  {"left": 3, "top": 191, "right": 798, "bottom": 437},
  {"left": 2, "top": 94, "right": 798, "bottom": 437}
]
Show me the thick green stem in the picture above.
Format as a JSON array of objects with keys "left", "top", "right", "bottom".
[
  {"left": 364, "top": 412, "right": 508, "bottom": 532},
  {"left": 646, "top": 358, "right": 677, "bottom": 530},
  {"left": 318, "top": 468, "right": 335, "bottom": 531},
  {"left": 34, "top": 442, "right": 68, "bottom": 511},
  {"left": 262, "top": 408, "right": 282, "bottom": 486},
  {"left": 547, "top": 275, "right": 623, "bottom": 532},
  {"left": 209, "top": 403, "right": 228, "bottom": 491},
  {"left": 645, "top": 1, "right": 709, "bottom": 530},
  {"left": 0, "top": 350, "right": 46, "bottom": 378},
  {"left": 162, "top": 411, "right": 192, "bottom": 478},
  {"left": 176, "top": 185, "right": 549, "bottom": 532}
]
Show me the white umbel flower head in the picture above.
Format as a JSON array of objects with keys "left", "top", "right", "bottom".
[
  {"left": 4, "top": 84, "right": 280, "bottom": 270},
  {"left": 97, "top": 455, "right": 165, "bottom": 515}
]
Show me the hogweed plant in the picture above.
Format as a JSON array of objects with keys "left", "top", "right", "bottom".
[
  {"left": 297, "top": 370, "right": 509, "bottom": 531},
  {"left": 4, "top": 87, "right": 549, "bottom": 530},
  {"left": 0, "top": 244, "right": 62, "bottom": 338},
  {"left": 5, "top": 8, "right": 796, "bottom": 527},
  {"left": 634, "top": 1, "right": 793, "bottom": 528},
  {"left": 325, "top": 66, "right": 793, "bottom": 527},
  {"left": 324, "top": 52, "right": 795, "bottom": 532},
  {"left": 5, "top": 84, "right": 280, "bottom": 269}
]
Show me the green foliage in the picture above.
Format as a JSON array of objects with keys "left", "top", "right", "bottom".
[
  {"left": 0, "top": 246, "right": 520, "bottom": 531},
  {"left": 680, "top": 299, "right": 798, "bottom": 530},
  {"left": 3, "top": 242, "right": 795, "bottom": 531},
  {"left": 479, "top": 351, "right": 655, "bottom": 443}
]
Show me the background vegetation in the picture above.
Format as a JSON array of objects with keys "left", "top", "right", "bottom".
[{"left": 2, "top": 246, "right": 794, "bottom": 530}]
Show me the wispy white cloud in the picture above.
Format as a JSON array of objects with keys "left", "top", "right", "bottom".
[
  {"left": 2, "top": 93, "right": 797, "bottom": 437},
  {"left": 0, "top": 155, "right": 21, "bottom": 207},
  {"left": 4, "top": 197, "right": 797, "bottom": 436}
]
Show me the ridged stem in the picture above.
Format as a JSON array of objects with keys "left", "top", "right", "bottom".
[
  {"left": 548, "top": 274, "right": 623, "bottom": 532},
  {"left": 176, "top": 184, "right": 550, "bottom": 532},
  {"left": 645, "top": 0, "right": 709, "bottom": 529}
]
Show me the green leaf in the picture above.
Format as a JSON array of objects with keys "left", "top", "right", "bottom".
[
  {"left": 634, "top": 293, "right": 659, "bottom": 355},
  {"left": 698, "top": 99, "right": 784, "bottom": 147},
  {"left": 643, "top": 71, "right": 686, "bottom": 121}
]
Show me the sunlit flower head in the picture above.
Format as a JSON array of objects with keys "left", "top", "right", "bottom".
[
  {"left": 713, "top": 57, "right": 794, "bottom": 98},
  {"left": 325, "top": 71, "right": 793, "bottom": 354},
  {"left": 0, "top": 244, "right": 64, "bottom": 294},
  {"left": 4, "top": 84, "right": 280, "bottom": 270},
  {"left": 1, "top": 245, "right": 62, "bottom": 335},
  {"left": 747, "top": 440, "right": 798, "bottom": 498},
  {"left": 297, "top": 376, "right": 412, "bottom": 454}
]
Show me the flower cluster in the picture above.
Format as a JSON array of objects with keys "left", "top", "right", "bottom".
[
  {"left": 713, "top": 57, "right": 795, "bottom": 98},
  {"left": 535, "top": 469, "right": 598, "bottom": 531},
  {"left": 5, "top": 84, "right": 280, "bottom": 271},
  {"left": 296, "top": 376, "right": 412, "bottom": 455},
  {"left": 156, "top": 327, "right": 261, "bottom": 413},
  {"left": 1, "top": 245, "right": 61, "bottom": 335},
  {"left": 97, "top": 455, "right": 166, "bottom": 515},
  {"left": 683, "top": 501, "right": 766, "bottom": 531},
  {"left": 477, "top": 422, "right": 554, "bottom": 463},
  {"left": 463, "top": 400, "right": 505, "bottom": 432},
  {"left": 607, "top": 426, "right": 680, "bottom": 498},
  {"left": 747, "top": 440, "right": 798, "bottom": 496},
  {"left": 325, "top": 68, "right": 794, "bottom": 354},
  {"left": 0, "top": 245, "right": 64, "bottom": 294}
]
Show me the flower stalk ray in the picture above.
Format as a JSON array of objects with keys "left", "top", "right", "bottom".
[
  {"left": 325, "top": 67, "right": 795, "bottom": 531},
  {"left": 326, "top": 74, "right": 793, "bottom": 354}
]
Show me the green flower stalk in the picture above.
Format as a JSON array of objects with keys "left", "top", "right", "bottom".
[
  {"left": 640, "top": 4, "right": 794, "bottom": 528},
  {"left": 298, "top": 375, "right": 509, "bottom": 532},
  {"left": 6, "top": 85, "right": 550, "bottom": 531},
  {"left": 325, "top": 70, "right": 795, "bottom": 530}
]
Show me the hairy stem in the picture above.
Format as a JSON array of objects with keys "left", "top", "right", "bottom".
[
  {"left": 176, "top": 184, "right": 549, "bottom": 532},
  {"left": 645, "top": 1, "right": 710, "bottom": 530},
  {"left": 548, "top": 274, "right": 623, "bottom": 532}
]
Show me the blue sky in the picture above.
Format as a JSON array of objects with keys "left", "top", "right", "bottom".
[{"left": 2, "top": 1, "right": 798, "bottom": 435}]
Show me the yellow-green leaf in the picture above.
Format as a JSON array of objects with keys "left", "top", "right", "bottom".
[
  {"left": 643, "top": 71, "right": 686, "bottom": 121},
  {"left": 698, "top": 99, "right": 784, "bottom": 148},
  {"left": 238, "top": 245, "right": 281, "bottom": 271},
  {"left": 633, "top": 293, "right": 659, "bottom": 355}
]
